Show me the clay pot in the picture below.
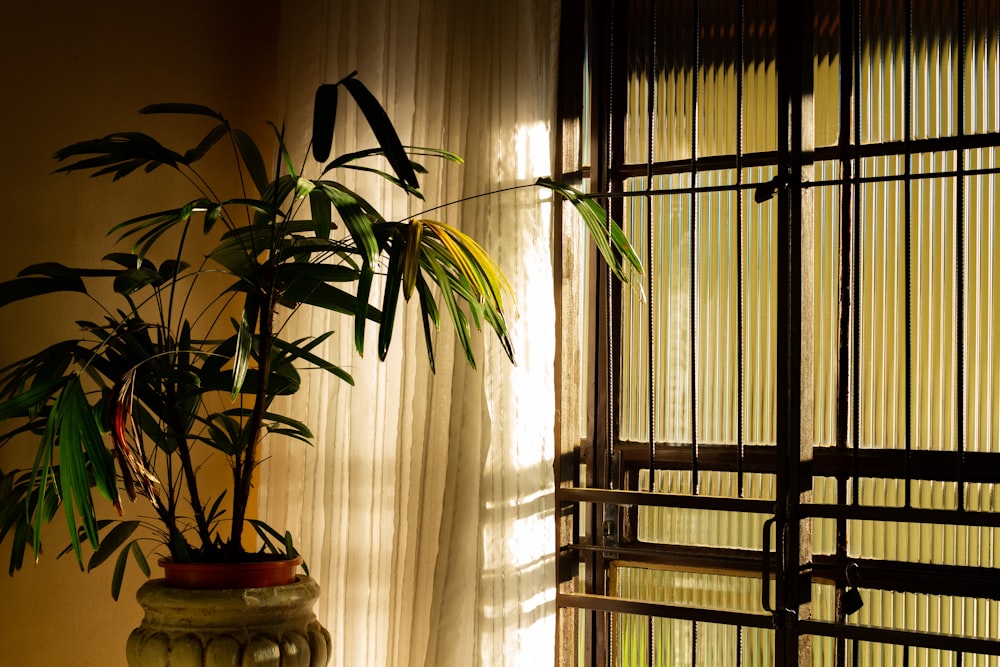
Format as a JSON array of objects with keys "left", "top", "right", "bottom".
[{"left": 158, "top": 556, "right": 303, "bottom": 589}]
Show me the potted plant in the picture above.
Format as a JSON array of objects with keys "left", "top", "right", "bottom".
[{"left": 0, "top": 73, "right": 640, "bottom": 666}]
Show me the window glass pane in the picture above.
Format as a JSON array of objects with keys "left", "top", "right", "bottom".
[
  {"left": 964, "top": 149, "right": 1000, "bottom": 455},
  {"left": 743, "top": 0, "right": 779, "bottom": 153},
  {"left": 912, "top": 1, "right": 960, "bottom": 140},
  {"left": 696, "top": 0, "right": 741, "bottom": 158},
  {"left": 814, "top": 0, "right": 841, "bottom": 148},
  {"left": 653, "top": 0, "right": 696, "bottom": 163},
  {"left": 966, "top": 0, "right": 1000, "bottom": 135},
  {"left": 637, "top": 469, "right": 774, "bottom": 547},
  {"left": 860, "top": 0, "right": 907, "bottom": 144}
]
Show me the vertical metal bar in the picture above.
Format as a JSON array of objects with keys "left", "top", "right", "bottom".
[
  {"left": 776, "top": 0, "right": 815, "bottom": 665},
  {"left": 835, "top": 1, "right": 857, "bottom": 665},
  {"left": 689, "top": 0, "right": 701, "bottom": 497},
  {"left": 602, "top": 3, "right": 630, "bottom": 663},
  {"left": 691, "top": 619, "right": 698, "bottom": 666},
  {"left": 646, "top": 0, "right": 658, "bottom": 495},
  {"left": 587, "top": 0, "right": 618, "bottom": 660},
  {"left": 956, "top": 0, "right": 968, "bottom": 514},
  {"left": 644, "top": 3, "right": 658, "bottom": 657},
  {"left": 904, "top": 0, "right": 914, "bottom": 510},
  {"left": 851, "top": 0, "right": 863, "bottom": 510},
  {"left": 736, "top": 0, "right": 747, "bottom": 499},
  {"left": 553, "top": 3, "right": 586, "bottom": 662}
]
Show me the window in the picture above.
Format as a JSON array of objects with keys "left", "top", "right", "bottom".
[{"left": 555, "top": 1, "right": 1000, "bottom": 665}]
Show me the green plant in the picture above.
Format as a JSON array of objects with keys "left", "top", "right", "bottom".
[{"left": 0, "top": 73, "right": 640, "bottom": 598}]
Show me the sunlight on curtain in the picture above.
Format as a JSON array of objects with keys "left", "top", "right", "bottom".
[{"left": 260, "top": 1, "right": 563, "bottom": 665}]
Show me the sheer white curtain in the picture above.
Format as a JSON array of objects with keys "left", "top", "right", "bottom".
[{"left": 259, "top": 1, "right": 563, "bottom": 665}]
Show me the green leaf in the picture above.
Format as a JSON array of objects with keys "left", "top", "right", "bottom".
[
  {"left": 271, "top": 335, "right": 354, "bottom": 385},
  {"left": 87, "top": 520, "right": 140, "bottom": 571},
  {"left": 205, "top": 491, "right": 227, "bottom": 525},
  {"left": 308, "top": 188, "right": 333, "bottom": 239},
  {"left": 73, "top": 389, "right": 118, "bottom": 505},
  {"left": 377, "top": 246, "right": 405, "bottom": 361},
  {"left": 248, "top": 519, "right": 285, "bottom": 555},
  {"left": 322, "top": 145, "right": 463, "bottom": 171},
  {"left": 311, "top": 83, "right": 338, "bottom": 162},
  {"left": 401, "top": 220, "right": 423, "bottom": 300},
  {"left": 260, "top": 411, "right": 313, "bottom": 441},
  {"left": 30, "top": 399, "right": 58, "bottom": 559},
  {"left": 316, "top": 181, "right": 381, "bottom": 264},
  {"left": 111, "top": 540, "right": 130, "bottom": 601},
  {"left": 168, "top": 529, "right": 191, "bottom": 563},
  {"left": 268, "top": 122, "right": 298, "bottom": 181},
  {"left": 52, "top": 132, "right": 186, "bottom": 179},
  {"left": 139, "top": 102, "right": 225, "bottom": 120},
  {"left": 427, "top": 255, "right": 475, "bottom": 368},
  {"left": 535, "top": 177, "right": 642, "bottom": 281},
  {"left": 199, "top": 413, "right": 243, "bottom": 455},
  {"left": 9, "top": 522, "right": 28, "bottom": 576},
  {"left": 273, "top": 263, "right": 360, "bottom": 311},
  {"left": 414, "top": 275, "right": 440, "bottom": 372},
  {"left": 354, "top": 262, "right": 374, "bottom": 356},
  {"left": 279, "top": 280, "right": 376, "bottom": 319},
  {"left": 55, "top": 378, "right": 109, "bottom": 553},
  {"left": 183, "top": 123, "right": 229, "bottom": 164},
  {"left": 131, "top": 541, "right": 150, "bottom": 577},
  {"left": 233, "top": 130, "right": 271, "bottom": 196},
  {"left": 340, "top": 75, "right": 419, "bottom": 189},
  {"left": 232, "top": 294, "right": 260, "bottom": 398},
  {"left": 112, "top": 267, "right": 164, "bottom": 296},
  {"left": 0, "top": 274, "right": 87, "bottom": 307},
  {"left": 0, "top": 377, "right": 69, "bottom": 420},
  {"left": 18, "top": 262, "right": 121, "bottom": 281}
]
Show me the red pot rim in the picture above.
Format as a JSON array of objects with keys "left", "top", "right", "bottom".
[{"left": 158, "top": 555, "right": 303, "bottom": 589}]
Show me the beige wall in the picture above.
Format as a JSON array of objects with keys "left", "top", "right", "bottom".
[{"left": 0, "top": 2, "right": 278, "bottom": 665}]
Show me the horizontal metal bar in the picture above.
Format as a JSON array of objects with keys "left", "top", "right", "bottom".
[
  {"left": 803, "top": 503, "right": 1000, "bottom": 527},
  {"left": 557, "top": 486, "right": 776, "bottom": 513},
  {"left": 570, "top": 543, "right": 771, "bottom": 576},
  {"left": 799, "top": 620, "right": 1000, "bottom": 656},
  {"left": 604, "top": 130, "right": 1000, "bottom": 181},
  {"left": 557, "top": 592, "right": 774, "bottom": 629},
  {"left": 616, "top": 443, "right": 1000, "bottom": 484},
  {"left": 565, "top": 545, "right": 999, "bottom": 601},
  {"left": 618, "top": 443, "right": 778, "bottom": 473},
  {"left": 812, "top": 556, "right": 1000, "bottom": 600}
]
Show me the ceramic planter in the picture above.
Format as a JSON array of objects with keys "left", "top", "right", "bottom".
[{"left": 126, "top": 575, "right": 330, "bottom": 667}]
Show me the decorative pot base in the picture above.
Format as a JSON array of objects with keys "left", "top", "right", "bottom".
[{"left": 126, "top": 576, "right": 330, "bottom": 667}]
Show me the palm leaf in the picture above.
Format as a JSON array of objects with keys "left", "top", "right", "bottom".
[
  {"left": 535, "top": 177, "right": 642, "bottom": 281},
  {"left": 87, "top": 520, "right": 140, "bottom": 571},
  {"left": 233, "top": 129, "right": 270, "bottom": 196},
  {"left": 339, "top": 75, "right": 419, "bottom": 189},
  {"left": 232, "top": 294, "right": 260, "bottom": 398},
  {"left": 311, "top": 83, "right": 338, "bottom": 162},
  {"left": 139, "top": 102, "right": 225, "bottom": 121}
]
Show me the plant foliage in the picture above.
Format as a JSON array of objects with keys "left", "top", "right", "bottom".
[{"left": 0, "top": 72, "right": 639, "bottom": 598}]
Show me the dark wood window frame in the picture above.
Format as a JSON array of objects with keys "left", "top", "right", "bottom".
[{"left": 555, "top": 1, "right": 1000, "bottom": 665}]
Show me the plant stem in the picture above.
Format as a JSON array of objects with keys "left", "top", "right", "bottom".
[
  {"left": 228, "top": 281, "right": 277, "bottom": 553},
  {"left": 165, "top": 393, "right": 213, "bottom": 550}
]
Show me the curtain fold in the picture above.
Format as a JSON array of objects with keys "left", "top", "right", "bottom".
[{"left": 260, "top": 1, "right": 563, "bottom": 664}]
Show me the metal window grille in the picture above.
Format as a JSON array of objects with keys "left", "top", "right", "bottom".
[{"left": 555, "top": 1, "right": 1000, "bottom": 665}]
